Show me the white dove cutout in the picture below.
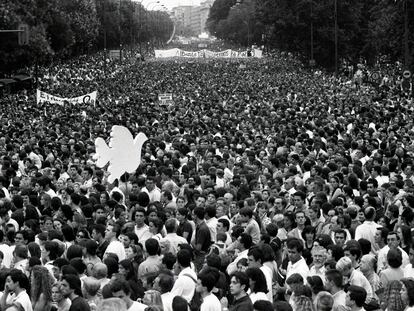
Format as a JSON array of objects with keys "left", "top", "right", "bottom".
[{"left": 94, "top": 125, "right": 148, "bottom": 183}]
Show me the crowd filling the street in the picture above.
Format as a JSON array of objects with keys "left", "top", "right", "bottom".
[{"left": 0, "top": 42, "right": 413, "bottom": 311}]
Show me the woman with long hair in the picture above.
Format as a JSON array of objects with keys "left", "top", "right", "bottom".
[
  {"left": 148, "top": 218, "right": 164, "bottom": 241},
  {"left": 401, "top": 278, "right": 414, "bottom": 311},
  {"left": 30, "top": 265, "right": 54, "bottom": 311},
  {"left": 119, "top": 259, "right": 145, "bottom": 300},
  {"left": 396, "top": 224, "right": 412, "bottom": 255},
  {"left": 381, "top": 280, "right": 405, "bottom": 311},
  {"left": 143, "top": 290, "right": 163, "bottom": 310},
  {"left": 245, "top": 268, "right": 269, "bottom": 303},
  {"left": 39, "top": 194, "right": 52, "bottom": 216}
]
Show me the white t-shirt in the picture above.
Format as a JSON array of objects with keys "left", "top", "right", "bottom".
[
  {"left": 6, "top": 290, "right": 33, "bottom": 311},
  {"left": 128, "top": 301, "right": 147, "bottom": 311},
  {"left": 200, "top": 293, "right": 221, "bottom": 311},
  {"left": 0, "top": 243, "right": 13, "bottom": 268},
  {"left": 104, "top": 240, "right": 126, "bottom": 261},
  {"left": 249, "top": 292, "right": 269, "bottom": 304}
]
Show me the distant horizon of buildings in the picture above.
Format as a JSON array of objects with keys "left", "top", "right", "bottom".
[{"left": 170, "top": 0, "right": 214, "bottom": 36}]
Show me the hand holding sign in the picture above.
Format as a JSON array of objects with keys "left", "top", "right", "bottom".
[{"left": 94, "top": 125, "right": 148, "bottom": 183}]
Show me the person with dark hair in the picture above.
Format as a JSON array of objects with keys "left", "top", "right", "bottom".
[
  {"left": 354, "top": 206, "right": 378, "bottom": 254},
  {"left": 12, "top": 245, "right": 28, "bottom": 274},
  {"left": 161, "top": 218, "right": 188, "bottom": 256},
  {"left": 345, "top": 285, "right": 367, "bottom": 311},
  {"left": 170, "top": 249, "right": 197, "bottom": 303},
  {"left": 377, "top": 230, "right": 409, "bottom": 273},
  {"left": 60, "top": 274, "right": 90, "bottom": 311},
  {"left": 0, "top": 269, "right": 31, "bottom": 311},
  {"left": 325, "top": 269, "right": 345, "bottom": 310},
  {"left": 42, "top": 240, "right": 60, "bottom": 277},
  {"left": 379, "top": 248, "right": 404, "bottom": 289},
  {"left": 153, "top": 272, "right": 174, "bottom": 311},
  {"left": 91, "top": 224, "right": 109, "bottom": 260},
  {"left": 110, "top": 278, "right": 148, "bottom": 311},
  {"left": 223, "top": 271, "right": 253, "bottom": 311},
  {"left": 247, "top": 247, "right": 272, "bottom": 302},
  {"left": 191, "top": 207, "right": 211, "bottom": 272},
  {"left": 239, "top": 207, "right": 260, "bottom": 244},
  {"left": 0, "top": 230, "right": 12, "bottom": 268},
  {"left": 227, "top": 233, "right": 252, "bottom": 275},
  {"left": 133, "top": 207, "right": 151, "bottom": 245},
  {"left": 172, "top": 296, "right": 189, "bottom": 311},
  {"left": 103, "top": 223, "right": 126, "bottom": 261},
  {"left": 286, "top": 238, "right": 309, "bottom": 281},
  {"left": 138, "top": 239, "right": 162, "bottom": 279},
  {"left": 204, "top": 205, "right": 218, "bottom": 243},
  {"left": 252, "top": 300, "right": 273, "bottom": 311},
  {"left": 176, "top": 208, "right": 193, "bottom": 244},
  {"left": 196, "top": 272, "right": 221, "bottom": 310},
  {"left": 245, "top": 268, "right": 269, "bottom": 303}
]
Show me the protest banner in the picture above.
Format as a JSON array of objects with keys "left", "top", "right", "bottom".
[
  {"left": 37, "top": 90, "right": 97, "bottom": 106},
  {"left": 154, "top": 49, "right": 263, "bottom": 59}
]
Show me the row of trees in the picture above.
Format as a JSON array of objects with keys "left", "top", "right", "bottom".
[
  {"left": 0, "top": 0, "right": 173, "bottom": 72},
  {"left": 207, "top": 0, "right": 414, "bottom": 69}
]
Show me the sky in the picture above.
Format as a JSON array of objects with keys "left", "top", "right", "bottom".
[{"left": 140, "top": 0, "right": 201, "bottom": 10}]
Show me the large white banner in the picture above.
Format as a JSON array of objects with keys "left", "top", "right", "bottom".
[
  {"left": 154, "top": 48, "right": 263, "bottom": 59},
  {"left": 37, "top": 90, "right": 97, "bottom": 106}
]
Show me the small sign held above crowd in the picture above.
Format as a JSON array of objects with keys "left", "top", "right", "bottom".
[{"left": 158, "top": 93, "right": 174, "bottom": 106}]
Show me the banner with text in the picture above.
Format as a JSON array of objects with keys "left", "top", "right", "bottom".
[
  {"left": 37, "top": 90, "right": 97, "bottom": 106},
  {"left": 154, "top": 48, "right": 263, "bottom": 59}
]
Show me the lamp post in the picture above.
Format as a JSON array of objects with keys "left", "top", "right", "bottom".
[
  {"left": 310, "top": 0, "right": 315, "bottom": 67},
  {"left": 404, "top": 0, "right": 409, "bottom": 68},
  {"left": 334, "top": 0, "right": 338, "bottom": 77}
]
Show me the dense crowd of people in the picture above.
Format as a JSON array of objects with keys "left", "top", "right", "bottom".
[{"left": 0, "top": 43, "right": 413, "bottom": 311}]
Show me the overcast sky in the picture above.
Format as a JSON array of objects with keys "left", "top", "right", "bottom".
[{"left": 141, "top": 0, "right": 201, "bottom": 10}]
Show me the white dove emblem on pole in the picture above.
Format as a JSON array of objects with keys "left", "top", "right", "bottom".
[{"left": 94, "top": 125, "right": 148, "bottom": 183}]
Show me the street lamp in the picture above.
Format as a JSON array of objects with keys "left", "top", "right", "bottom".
[
  {"left": 334, "top": 0, "right": 338, "bottom": 77},
  {"left": 403, "top": 0, "right": 409, "bottom": 68},
  {"left": 310, "top": 0, "right": 315, "bottom": 67}
]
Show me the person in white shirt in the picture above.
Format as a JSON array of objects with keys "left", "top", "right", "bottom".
[
  {"left": 309, "top": 246, "right": 327, "bottom": 283},
  {"left": 247, "top": 247, "right": 273, "bottom": 302},
  {"left": 196, "top": 272, "right": 222, "bottom": 311},
  {"left": 336, "top": 256, "right": 373, "bottom": 304},
  {"left": 160, "top": 219, "right": 188, "bottom": 256},
  {"left": 0, "top": 269, "right": 33, "bottom": 311},
  {"left": 354, "top": 206, "right": 379, "bottom": 254},
  {"left": 104, "top": 223, "right": 126, "bottom": 261},
  {"left": 0, "top": 231, "right": 13, "bottom": 268},
  {"left": 111, "top": 278, "right": 148, "bottom": 311},
  {"left": 226, "top": 233, "right": 253, "bottom": 276},
  {"left": 404, "top": 245, "right": 414, "bottom": 278},
  {"left": 170, "top": 248, "right": 197, "bottom": 302},
  {"left": 286, "top": 238, "right": 309, "bottom": 281},
  {"left": 134, "top": 207, "right": 152, "bottom": 244},
  {"left": 205, "top": 206, "right": 218, "bottom": 243},
  {"left": 153, "top": 273, "right": 174, "bottom": 311},
  {"left": 377, "top": 231, "right": 409, "bottom": 273},
  {"left": 325, "top": 269, "right": 346, "bottom": 311},
  {"left": 142, "top": 177, "right": 161, "bottom": 203}
]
